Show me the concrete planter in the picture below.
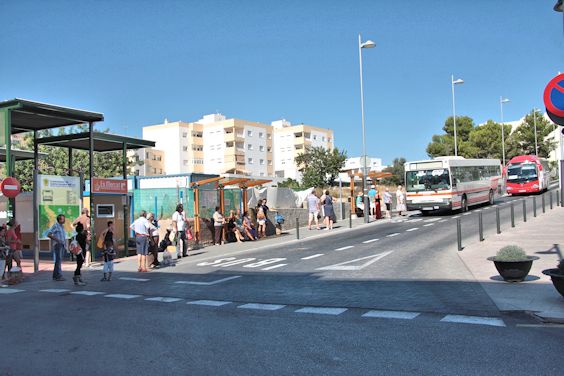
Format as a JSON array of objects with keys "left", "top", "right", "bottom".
[
  {"left": 542, "top": 269, "right": 564, "bottom": 298},
  {"left": 487, "top": 256, "right": 539, "bottom": 282}
]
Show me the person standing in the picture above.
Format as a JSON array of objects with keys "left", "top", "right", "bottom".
[
  {"left": 307, "top": 191, "right": 321, "bottom": 230},
  {"left": 130, "top": 210, "right": 153, "bottom": 272},
  {"left": 147, "top": 213, "right": 160, "bottom": 267},
  {"left": 73, "top": 208, "right": 91, "bottom": 267},
  {"left": 383, "top": 188, "right": 393, "bottom": 219},
  {"left": 212, "top": 206, "right": 225, "bottom": 245},
  {"left": 322, "top": 190, "right": 335, "bottom": 230},
  {"left": 396, "top": 185, "right": 407, "bottom": 216},
  {"left": 73, "top": 223, "right": 87, "bottom": 286},
  {"left": 5, "top": 220, "right": 22, "bottom": 271},
  {"left": 172, "top": 204, "right": 189, "bottom": 258},
  {"left": 368, "top": 185, "right": 377, "bottom": 216},
  {"left": 99, "top": 221, "right": 115, "bottom": 281},
  {"left": 48, "top": 214, "right": 68, "bottom": 281}
]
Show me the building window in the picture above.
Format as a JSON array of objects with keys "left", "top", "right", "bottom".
[
  {"left": 146, "top": 152, "right": 149, "bottom": 158},
  {"left": 183, "top": 160, "right": 188, "bottom": 165},
  {"left": 322, "top": 136, "right": 325, "bottom": 142},
  {"left": 260, "top": 172, "right": 265, "bottom": 176},
  {"left": 247, "top": 130, "right": 253, "bottom": 137},
  {"left": 159, "top": 169, "right": 163, "bottom": 174},
  {"left": 267, "top": 147, "right": 271, "bottom": 152},
  {"left": 248, "top": 158, "right": 254, "bottom": 164},
  {"left": 313, "top": 135, "right": 317, "bottom": 140},
  {"left": 259, "top": 132, "right": 263, "bottom": 138},
  {"left": 247, "top": 144, "right": 253, "bottom": 150},
  {"left": 183, "top": 146, "right": 188, "bottom": 151},
  {"left": 182, "top": 132, "right": 188, "bottom": 138},
  {"left": 260, "top": 159, "right": 264, "bottom": 165},
  {"left": 267, "top": 133, "right": 272, "bottom": 140},
  {"left": 259, "top": 145, "right": 264, "bottom": 152},
  {"left": 268, "top": 160, "right": 272, "bottom": 165}
]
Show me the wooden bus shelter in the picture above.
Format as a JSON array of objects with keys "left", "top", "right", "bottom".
[{"left": 348, "top": 170, "right": 393, "bottom": 213}]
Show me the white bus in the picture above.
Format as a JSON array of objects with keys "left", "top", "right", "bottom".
[{"left": 404, "top": 157, "right": 502, "bottom": 213}]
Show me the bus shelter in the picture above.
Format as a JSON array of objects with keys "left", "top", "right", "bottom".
[
  {"left": 0, "top": 99, "right": 154, "bottom": 271},
  {"left": 348, "top": 171, "right": 392, "bottom": 214}
]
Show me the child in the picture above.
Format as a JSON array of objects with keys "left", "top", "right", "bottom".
[
  {"left": 256, "top": 206, "right": 266, "bottom": 239},
  {"left": 73, "top": 223, "right": 87, "bottom": 286},
  {"left": 100, "top": 240, "right": 116, "bottom": 281},
  {"left": 159, "top": 227, "right": 173, "bottom": 266}
]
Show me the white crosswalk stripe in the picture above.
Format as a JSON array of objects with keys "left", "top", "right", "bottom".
[
  {"left": 71, "top": 291, "right": 105, "bottom": 296},
  {"left": 301, "top": 254, "right": 324, "bottom": 260},
  {"left": 238, "top": 303, "right": 286, "bottom": 311},
  {"left": 406, "top": 228, "right": 419, "bottom": 232},
  {"left": 0, "top": 288, "right": 25, "bottom": 294},
  {"left": 187, "top": 300, "right": 231, "bottom": 307},
  {"left": 335, "top": 245, "right": 354, "bottom": 251},
  {"left": 362, "top": 239, "right": 379, "bottom": 244},
  {"left": 363, "top": 310, "right": 420, "bottom": 320},
  {"left": 105, "top": 294, "right": 141, "bottom": 299},
  {"left": 295, "top": 307, "right": 348, "bottom": 315},
  {"left": 440, "top": 314, "right": 505, "bottom": 327},
  {"left": 145, "top": 297, "right": 183, "bottom": 303}
]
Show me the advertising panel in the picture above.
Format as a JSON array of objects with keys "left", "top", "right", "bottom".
[{"left": 38, "top": 175, "right": 81, "bottom": 239}]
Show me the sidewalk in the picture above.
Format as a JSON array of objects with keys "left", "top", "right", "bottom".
[{"left": 458, "top": 206, "right": 564, "bottom": 323}]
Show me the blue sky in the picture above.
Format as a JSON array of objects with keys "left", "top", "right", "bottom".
[{"left": 1, "top": 1, "right": 562, "bottom": 165}]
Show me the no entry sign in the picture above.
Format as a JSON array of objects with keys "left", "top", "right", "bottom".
[
  {"left": 544, "top": 73, "right": 564, "bottom": 125},
  {"left": 1, "top": 177, "right": 21, "bottom": 198}
]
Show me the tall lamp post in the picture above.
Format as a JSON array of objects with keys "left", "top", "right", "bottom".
[
  {"left": 500, "top": 97, "right": 510, "bottom": 166},
  {"left": 358, "top": 34, "right": 375, "bottom": 223},
  {"left": 451, "top": 75, "right": 464, "bottom": 156},
  {"left": 533, "top": 108, "right": 538, "bottom": 156}
]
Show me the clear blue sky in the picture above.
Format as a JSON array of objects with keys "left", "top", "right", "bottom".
[{"left": 1, "top": 1, "right": 562, "bottom": 165}]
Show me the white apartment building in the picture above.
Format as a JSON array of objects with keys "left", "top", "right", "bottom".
[
  {"left": 338, "top": 156, "right": 385, "bottom": 183},
  {"left": 127, "top": 148, "right": 166, "bottom": 176},
  {"left": 272, "top": 119, "right": 334, "bottom": 180}
]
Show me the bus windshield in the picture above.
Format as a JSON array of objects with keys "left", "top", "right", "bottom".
[
  {"left": 507, "top": 163, "right": 538, "bottom": 183},
  {"left": 406, "top": 169, "right": 451, "bottom": 192}
]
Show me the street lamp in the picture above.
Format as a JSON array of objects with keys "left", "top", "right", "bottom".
[
  {"left": 451, "top": 76, "right": 464, "bottom": 156},
  {"left": 533, "top": 108, "right": 538, "bottom": 156},
  {"left": 358, "top": 34, "right": 375, "bottom": 223},
  {"left": 500, "top": 97, "right": 510, "bottom": 166}
]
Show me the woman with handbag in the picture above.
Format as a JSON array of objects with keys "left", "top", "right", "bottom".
[{"left": 147, "top": 213, "right": 160, "bottom": 268}]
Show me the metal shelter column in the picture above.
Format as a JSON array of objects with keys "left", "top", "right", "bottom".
[
  {"left": 88, "top": 122, "right": 94, "bottom": 263},
  {"left": 122, "top": 142, "right": 129, "bottom": 257},
  {"left": 33, "top": 131, "right": 39, "bottom": 272}
]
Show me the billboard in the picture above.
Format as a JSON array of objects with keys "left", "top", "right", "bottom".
[{"left": 37, "top": 175, "right": 81, "bottom": 239}]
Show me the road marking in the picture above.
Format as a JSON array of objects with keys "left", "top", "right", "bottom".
[
  {"left": 462, "top": 213, "right": 471, "bottom": 216},
  {"left": 483, "top": 207, "right": 491, "bottom": 210},
  {"left": 452, "top": 216, "right": 460, "bottom": 219},
  {"left": 40, "top": 289, "right": 70, "bottom": 293},
  {"left": 187, "top": 300, "right": 231, "bottom": 307},
  {"left": 406, "top": 218, "right": 423, "bottom": 223},
  {"left": 438, "top": 219, "right": 447, "bottom": 223},
  {"left": 440, "top": 314, "right": 506, "bottom": 327},
  {"left": 215, "top": 258, "right": 257, "bottom": 268},
  {"left": 335, "top": 245, "right": 354, "bottom": 251},
  {"left": 262, "top": 264, "right": 287, "bottom": 271},
  {"left": 238, "top": 303, "right": 286, "bottom": 311},
  {"left": 316, "top": 251, "right": 393, "bottom": 271},
  {"left": 475, "top": 209, "right": 482, "bottom": 212},
  {"left": 175, "top": 275, "right": 242, "bottom": 286},
  {"left": 362, "top": 239, "right": 379, "bottom": 244},
  {"left": 301, "top": 254, "right": 324, "bottom": 260},
  {"left": 119, "top": 277, "right": 150, "bottom": 282},
  {"left": 104, "top": 294, "right": 142, "bottom": 299},
  {"left": 386, "top": 233, "right": 399, "bottom": 237},
  {"left": 423, "top": 218, "right": 440, "bottom": 223},
  {"left": 406, "top": 228, "right": 419, "bottom": 232},
  {"left": 295, "top": 307, "right": 348, "bottom": 315},
  {"left": 0, "top": 288, "right": 24, "bottom": 294},
  {"left": 244, "top": 258, "right": 287, "bottom": 268},
  {"left": 70, "top": 291, "right": 105, "bottom": 296},
  {"left": 492, "top": 205, "right": 499, "bottom": 207},
  {"left": 362, "top": 310, "right": 420, "bottom": 320},
  {"left": 423, "top": 223, "right": 435, "bottom": 227},
  {"left": 145, "top": 297, "right": 183, "bottom": 303}
]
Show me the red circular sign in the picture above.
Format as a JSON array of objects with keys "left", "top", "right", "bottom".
[
  {"left": 1, "top": 177, "right": 21, "bottom": 198},
  {"left": 544, "top": 73, "right": 564, "bottom": 118}
]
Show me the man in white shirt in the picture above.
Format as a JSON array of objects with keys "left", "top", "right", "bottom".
[
  {"left": 172, "top": 203, "right": 189, "bottom": 258},
  {"left": 129, "top": 210, "right": 154, "bottom": 272}
]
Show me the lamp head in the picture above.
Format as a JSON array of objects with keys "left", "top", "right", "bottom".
[
  {"left": 452, "top": 78, "right": 464, "bottom": 85},
  {"left": 361, "top": 40, "right": 376, "bottom": 49},
  {"left": 555, "top": 0, "right": 563, "bottom": 12},
  {"left": 501, "top": 98, "right": 510, "bottom": 104}
]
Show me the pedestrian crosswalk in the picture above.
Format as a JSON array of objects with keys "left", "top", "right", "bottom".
[{"left": 0, "top": 287, "right": 508, "bottom": 328}]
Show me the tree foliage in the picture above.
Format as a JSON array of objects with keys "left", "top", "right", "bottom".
[
  {"left": 294, "top": 146, "right": 347, "bottom": 188},
  {"left": 8, "top": 126, "right": 136, "bottom": 192},
  {"left": 426, "top": 110, "right": 558, "bottom": 162},
  {"left": 381, "top": 157, "right": 406, "bottom": 185}
]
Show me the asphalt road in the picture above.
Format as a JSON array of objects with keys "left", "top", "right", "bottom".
[{"left": 2, "top": 189, "right": 562, "bottom": 375}]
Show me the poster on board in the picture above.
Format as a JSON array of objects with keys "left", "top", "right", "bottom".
[{"left": 37, "top": 175, "right": 81, "bottom": 239}]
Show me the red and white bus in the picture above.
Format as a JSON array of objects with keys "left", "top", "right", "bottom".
[
  {"left": 505, "top": 155, "right": 551, "bottom": 195},
  {"left": 405, "top": 157, "right": 502, "bottom": 213}
]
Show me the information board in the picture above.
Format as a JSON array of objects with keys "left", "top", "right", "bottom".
[{"left": 37, "top": 175, "right": 81, "bottom": 239}]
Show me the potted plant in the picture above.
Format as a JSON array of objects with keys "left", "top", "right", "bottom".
[
  {"left": 488, "top": 245, "right": 539, "bottom": 282},
  {"left": 542, "top": 259, "right": 564, "bottom": 298}
]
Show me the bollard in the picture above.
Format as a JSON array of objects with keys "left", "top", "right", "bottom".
[
  {"left": 457, "top": 218, "right": 462, "bottom": 251},
  {"left": 496, "top": 207, "right": 501, "bottom": 234},
  {"left": 349, "top": 210, "right": 352, "bottom": 229},
  {"left": 523, "top": 200, "right": 527, "bottom": 222},
  {"left": 558, "top": 190, "right": 561, "bottom": 207},
  {"left": 478, "top": 212, "right": 484, "bottom": 241},
  {"left": 550, "top": 191, "right": 553, "bottom": 210},
  {"left": 510, "top": 202, "right": 515, "bottom": 228},
  {"left": 533, "top": 197, "right": 537, "bottom": 217},
  {"left": 296, "top": 218, "right": 300, "bottom": 239},
  {"left": 542, "top": 194, "right": 546, "bottom": 213}
]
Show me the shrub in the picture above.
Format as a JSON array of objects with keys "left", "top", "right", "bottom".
[{"left": 496, "top": 245, "right": 528, "bottom": 261}]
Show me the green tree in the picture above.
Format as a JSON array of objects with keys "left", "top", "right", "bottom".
[
  {"left": 466, "top": 120, "right": 513, "bottom": 160},
  {"left": 277, "top": 178, "right": 301, "bottom": 189},
  {"left": 511, "top": 109, "right": 557, "bottom": 158},
  {"left": 426, "top": 116, "right": 475, "bottom": 158},
  {"left": 381, "top": 157, "right": 406, "bottom": 185},
  {"left": 295, "top": 146, "right": 347, "bottom": 188}
]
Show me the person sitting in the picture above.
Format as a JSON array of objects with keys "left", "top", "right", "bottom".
[
  {"left": 242, "top": 211, "right": 257, "bottom": 240},
  {"left": 226, "top": 210, "right": 245, "bottom": 243}
]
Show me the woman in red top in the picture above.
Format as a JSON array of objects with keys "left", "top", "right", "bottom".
[{"left": 6, "top": 220, "right": 22, "bottom": 271}]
